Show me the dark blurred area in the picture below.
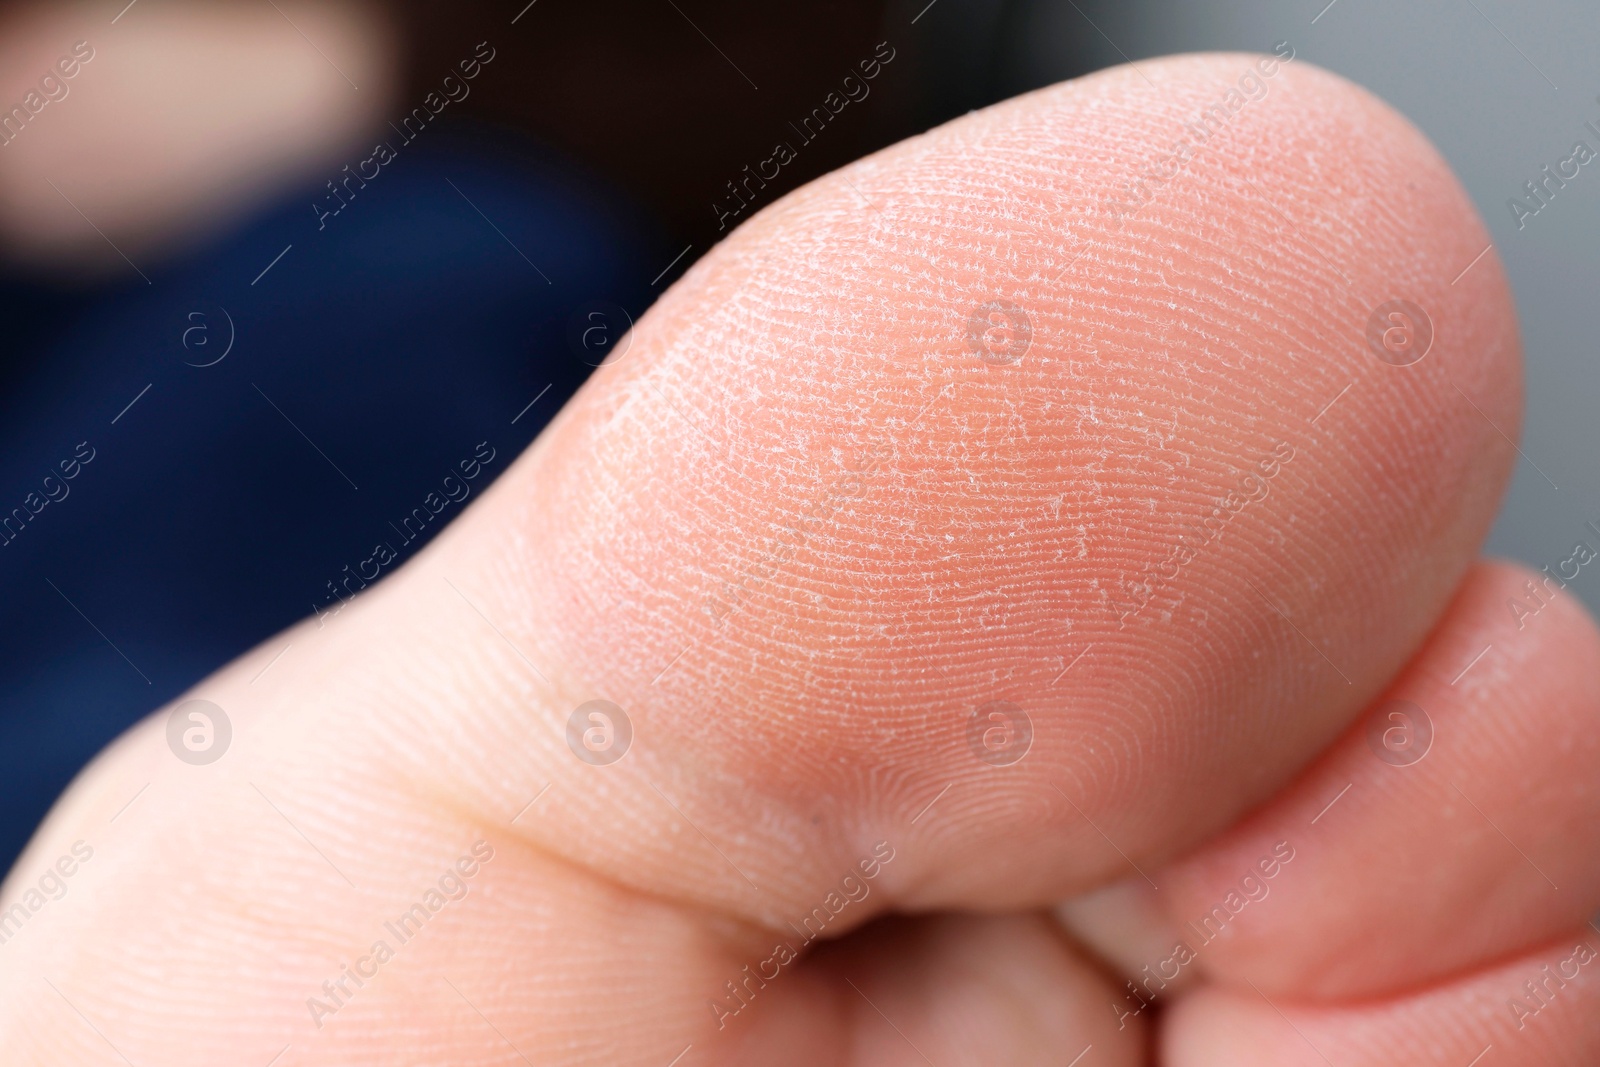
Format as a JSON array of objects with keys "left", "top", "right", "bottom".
[
  {"left": 389, "top": 0, "right": 1077, "bottom": 248},
  {"left": 0, "top": 0, "right": 1105, "bottom": 869}
]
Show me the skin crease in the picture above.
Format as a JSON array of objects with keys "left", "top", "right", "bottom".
[
  {"left": 5, "top": 50, "right": 1593, "bottom": 1065},
  {"left": 1153, "top": 561, "right": 1600, "bottom": 1002},
  {"left": 1163, "top": 931, "right": 1600, "bottom": 1067}
]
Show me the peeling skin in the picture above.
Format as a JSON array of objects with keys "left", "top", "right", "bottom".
[
  {"left": 415, "top": 54, "right": 1517, "bottom": 915},
  {"left": 0, "top": 53, "right": 1541, "bottom": 1067}
]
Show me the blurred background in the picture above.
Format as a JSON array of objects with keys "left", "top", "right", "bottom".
[{"left": 0, "top": 0, "right": 1593, "bottom": 870}]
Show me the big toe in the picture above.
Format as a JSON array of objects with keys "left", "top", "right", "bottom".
[{"left": 2, "top": 51, "right": 1521, "bottom": 1067}]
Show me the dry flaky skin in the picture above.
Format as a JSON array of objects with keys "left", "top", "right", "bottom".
[{"left": 1, "top": 51, "right": 1593, "bottom": 1067}]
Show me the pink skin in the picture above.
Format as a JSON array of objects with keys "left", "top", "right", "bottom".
[
  {"left": 0, "top": 0, "right": 396, "bottom": 272},
  {"left": 2, "top": 48, "right": 1588, "bottom": 1067}
]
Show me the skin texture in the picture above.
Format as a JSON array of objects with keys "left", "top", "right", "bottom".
[
  {"left": 1155, "top": 561, "right": 1600, "bottom": 1001},
  {"left": 3, "top": 51, "right": 1595, "bottom": 1065}
]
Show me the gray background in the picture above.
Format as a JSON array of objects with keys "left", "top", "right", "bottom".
[{"left": 985, "top": 0, "right": 1600, "bottom": 612}]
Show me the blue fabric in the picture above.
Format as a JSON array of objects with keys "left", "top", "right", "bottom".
[{"left": 0, "top": 128, "right": 667, "bottom": 868}]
